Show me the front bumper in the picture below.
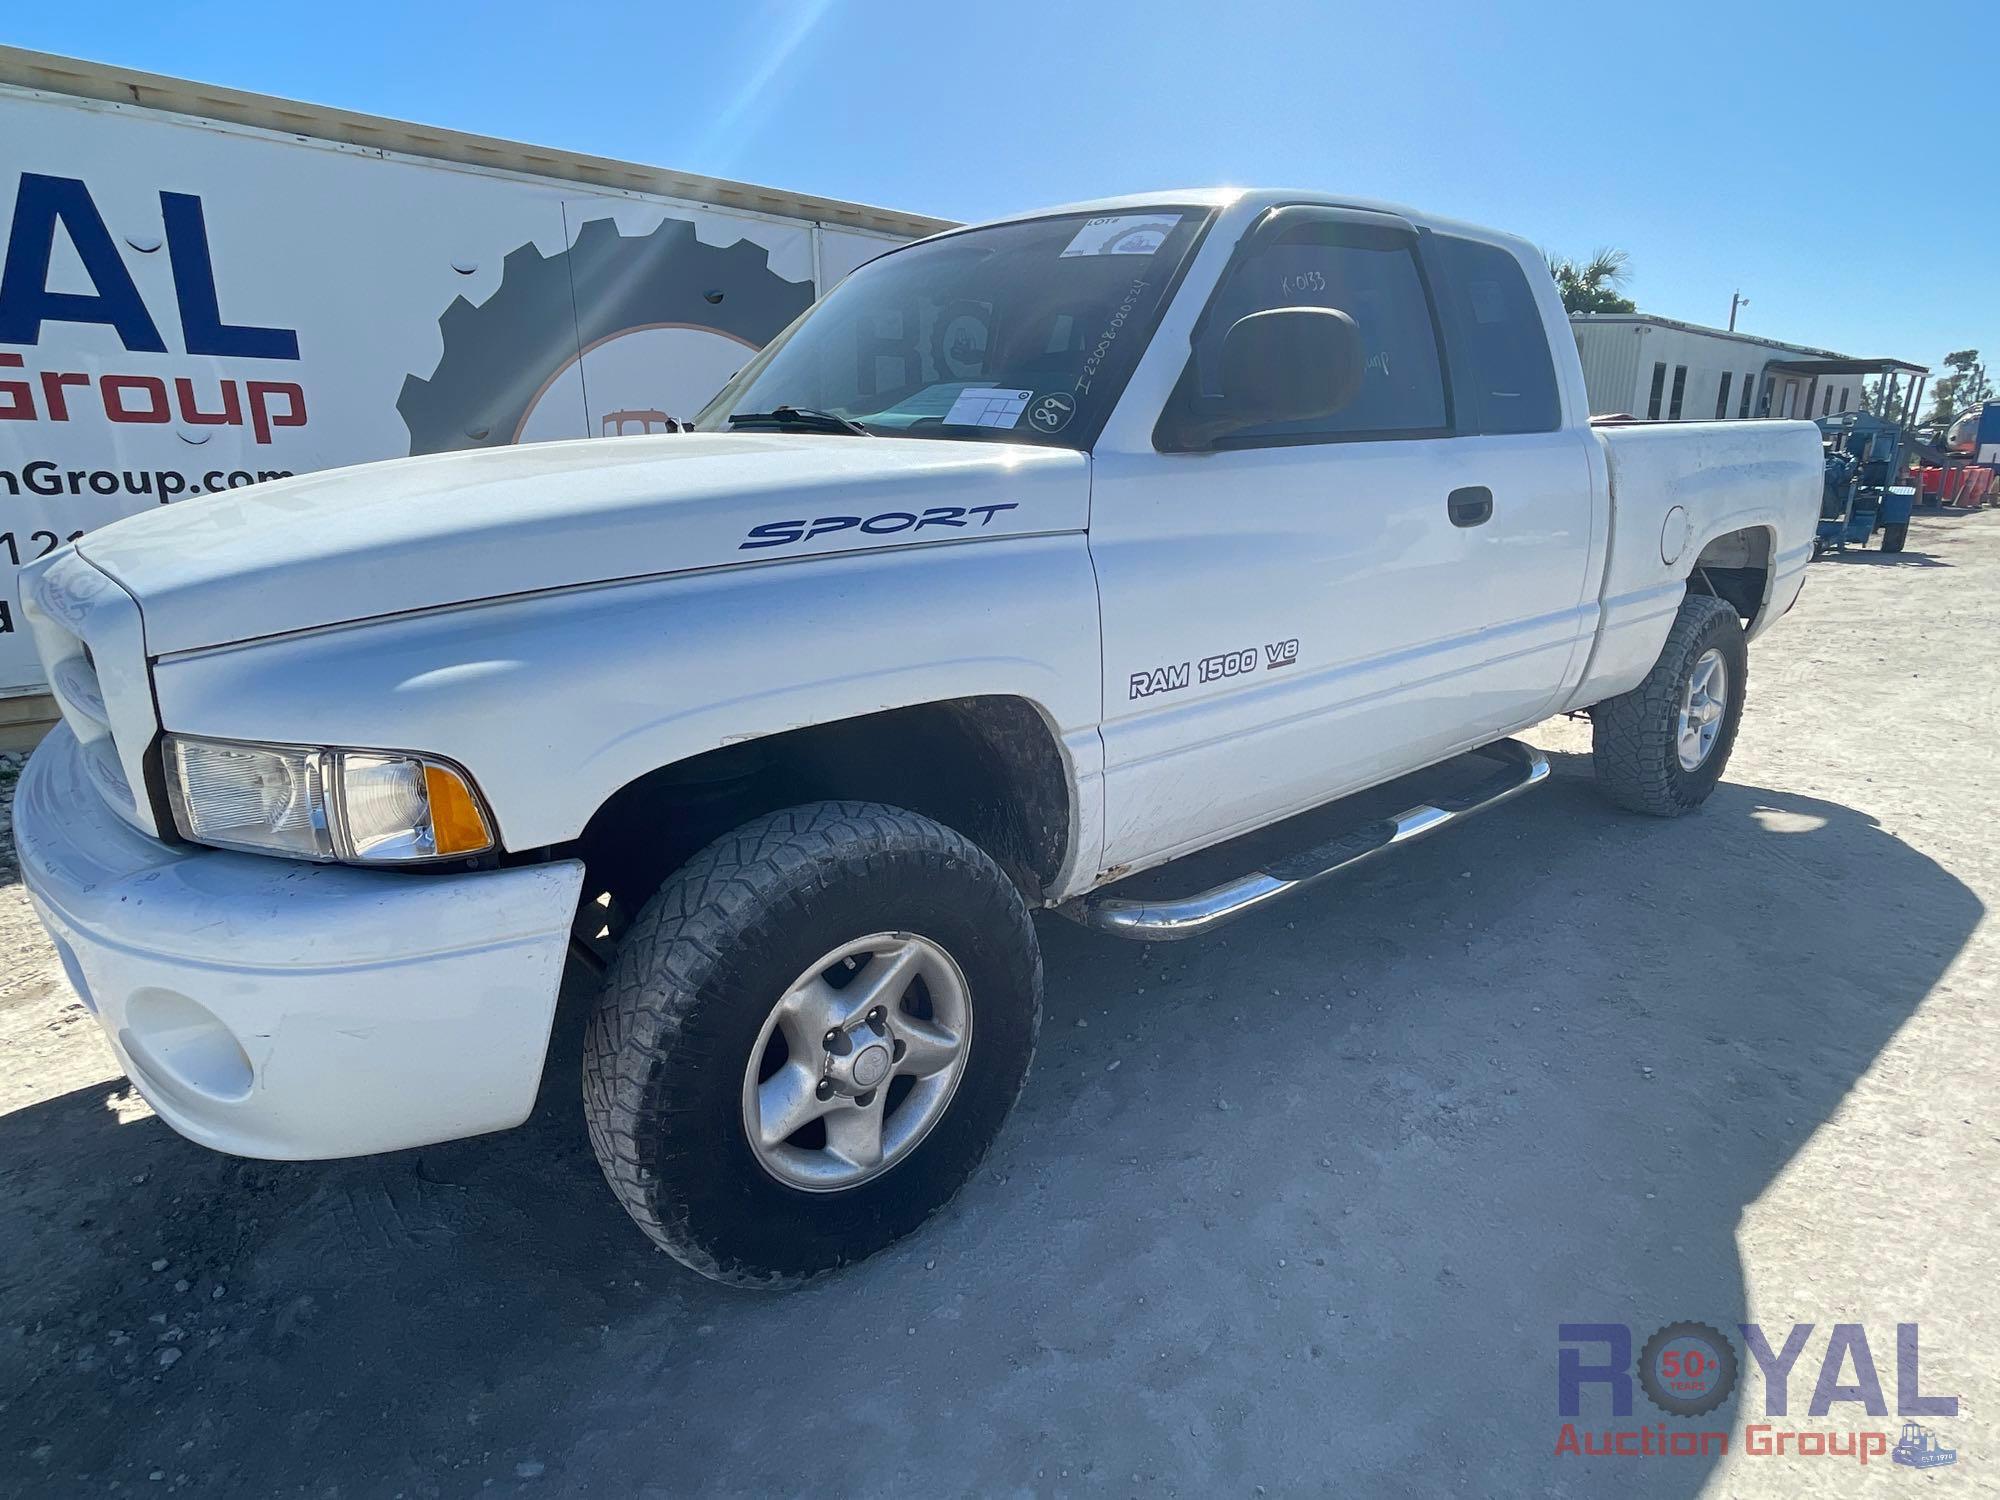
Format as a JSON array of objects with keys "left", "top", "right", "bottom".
[{"left": 15, "top": 724, "right": 585, "bottom": 1159}]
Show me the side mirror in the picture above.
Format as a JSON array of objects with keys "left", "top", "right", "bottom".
[{"left": 1172, "top": 307, "right": 1366, "bottom": 449}]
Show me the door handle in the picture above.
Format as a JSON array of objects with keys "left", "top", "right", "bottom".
[{"left": 1448, "top": 485, "right": 1493, "bottom": 527}]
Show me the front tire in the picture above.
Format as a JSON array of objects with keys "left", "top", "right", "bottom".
[
  {"left": 1590, "top": 593, "right": 1748, "bottom": 817},
  {"left": 582, "top": 802, "right": 1041, "bottom": 1287},
  {"left": 1880, "top": 522, "right": 1908, "bottom": 553}
]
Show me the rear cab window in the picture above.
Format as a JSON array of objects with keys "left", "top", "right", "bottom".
[{"left": 1423, "top": 234, "right": 1562, "bottom": 435}]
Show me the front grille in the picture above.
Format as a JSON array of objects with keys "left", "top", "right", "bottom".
[
  {"left": 47, "top": 645, "right": 135, "bottom": 812},
  {"left": 21, "top": 550, "right": 157, "bottom": 834}
]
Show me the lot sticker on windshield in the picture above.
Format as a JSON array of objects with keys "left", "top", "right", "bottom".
[
  {"left": 943, "top": 387, "right": 1034, "bottom": 428},
  {"left": 1059, "top": 214, "right": 1183, "bottom": 258},
  {"left": 1028, "top": 393, "right": 1076, "bottom": 433}
]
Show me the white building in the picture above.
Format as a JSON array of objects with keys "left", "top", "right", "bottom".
[{"left": 1570, "top": 314, "right": 1913, "bottom": 423}]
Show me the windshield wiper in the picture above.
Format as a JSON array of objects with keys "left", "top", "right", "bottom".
[{"left": 725, "top": 405, "right": 874, "bottom": 436}]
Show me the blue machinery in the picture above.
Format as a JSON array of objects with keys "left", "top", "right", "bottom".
[
  {"left": 1762, "top": 356, "right": 1930, "bottom": 558},
  {"left": 1816, "top": 411, "right": 1917, "bottom": 555}
]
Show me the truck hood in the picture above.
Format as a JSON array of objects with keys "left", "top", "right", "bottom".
[{"left": 76, "top": 433, "right": 1090, "bottom": 655}]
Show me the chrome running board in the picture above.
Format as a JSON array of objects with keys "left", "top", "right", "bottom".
[{"left": 1068, "top": 738, "right": 1550, "bottom": 942}]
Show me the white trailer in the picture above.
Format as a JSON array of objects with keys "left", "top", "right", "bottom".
[
  {"left": 0, "top": 46, "right": 950, "bottom": 725},
  {"left": 1571, "top": 313, "right": 1874, "bottom": 424}
]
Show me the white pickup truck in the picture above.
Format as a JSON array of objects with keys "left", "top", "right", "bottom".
[{"left": 16, "top": 189, "right": 1819, "bottom": 1286}]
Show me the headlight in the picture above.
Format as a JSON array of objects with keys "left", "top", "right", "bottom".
[{"left": 163, "top": 736, "right": 495, "bottom": 864}]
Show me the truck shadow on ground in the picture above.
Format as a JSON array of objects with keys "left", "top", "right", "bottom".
[
  {"left": 1824, "top": 549, "right": 1950, "bottom": 568},
  {"left": 0, "top": 755, "right": 1981, "bottom": 1496}
]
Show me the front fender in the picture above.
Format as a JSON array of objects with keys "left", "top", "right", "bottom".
[{"left": 150, "top": 536, "right": 1105, "bottom": 861}]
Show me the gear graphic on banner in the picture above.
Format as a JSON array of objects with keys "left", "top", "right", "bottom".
[{"left": 398, "top": 216, "right": 813, "bottom": 455}]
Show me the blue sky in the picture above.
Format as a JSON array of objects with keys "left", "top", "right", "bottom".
[{"left": 11, "top": 0, "right": 1992, "bottom": 384}]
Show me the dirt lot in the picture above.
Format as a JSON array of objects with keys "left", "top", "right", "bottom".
[{"left": 2, "top": 513, "right": 1995, "bottom": 1497}]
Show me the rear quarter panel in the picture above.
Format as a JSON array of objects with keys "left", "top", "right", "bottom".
[{"left": 1566, "top": 419, "right": 1820, "bottom": 708}]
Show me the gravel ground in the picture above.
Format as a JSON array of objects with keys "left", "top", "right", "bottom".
[{"left": 1, "top": 512, "right": 1995, "bottom": 1497}]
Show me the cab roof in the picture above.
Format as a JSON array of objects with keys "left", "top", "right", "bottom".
[{"left": 947, "top": 188, "right": 1530, "bottom": 259}]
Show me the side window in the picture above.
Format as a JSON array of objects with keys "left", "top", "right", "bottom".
[
  {"left": 1428, "top": 236, "right": 1561, "bottom": 435},
  {"left": 1179, "top": 225, "right": 1446, "bottom": 442},
  {"left": 1647, "top": 362, "right": 1667, "bottom": 419}
]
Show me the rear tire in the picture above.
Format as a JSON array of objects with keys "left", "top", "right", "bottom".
[
  {"left": 1590, "top": 593, "right": 1748, "bottom": 817},
  {"left": 1880, "top": 522, "right": 1908, "bottom": 553},
  {"left": 582, "top": 801, "right": 1041, "bottom": 1288}
]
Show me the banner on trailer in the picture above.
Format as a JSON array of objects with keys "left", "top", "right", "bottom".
[{"left": 0, "top": 90, "right": 904, "bottom": 693}]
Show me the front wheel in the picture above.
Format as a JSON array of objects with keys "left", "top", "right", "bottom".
[
  {"left": 1590, "top": 593, "right": 1748, "bottom": 817},
  {"left": 582, "top": 802, "right": 1042, "bottom": 1287},
  {"left": 1880, "top": 522, "right": 1908, "bottom": 553}
]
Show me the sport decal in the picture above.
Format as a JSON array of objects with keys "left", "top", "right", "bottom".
[{"left": 740, "top": 502, "right": 1018, "bottom": 550}]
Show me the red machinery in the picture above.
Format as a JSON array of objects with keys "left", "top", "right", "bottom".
[
  {"left": 1921, "top": 404, "right": 2000, "bottom": 509},
  {"left": 1918, "top": 462, "right": 1994, "bottom": 508}
]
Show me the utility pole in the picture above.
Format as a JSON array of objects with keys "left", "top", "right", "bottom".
[{"left": 1728, "top": 291, "right": 1749, "bottom": 332}]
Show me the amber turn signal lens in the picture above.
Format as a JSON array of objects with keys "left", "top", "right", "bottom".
[{"left": 424, "top": 761, "right": 493, "bottom": 856}]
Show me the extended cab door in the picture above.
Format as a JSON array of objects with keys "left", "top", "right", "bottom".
[{"left": 1087, "top": 208, "right": 1596, "bottom": 874}]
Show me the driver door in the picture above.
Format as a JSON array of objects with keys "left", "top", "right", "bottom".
[{"left": 1088, "top": 210, "right": 1594, "bottom": 873}]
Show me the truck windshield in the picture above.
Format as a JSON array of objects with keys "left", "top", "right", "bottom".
[{"left": 696, "top": 208, "right": 1211, "bottom": 450}]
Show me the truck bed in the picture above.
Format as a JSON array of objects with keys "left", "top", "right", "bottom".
[{"left": 1567, "top": 418, "right": 1822, "bottom": 711}]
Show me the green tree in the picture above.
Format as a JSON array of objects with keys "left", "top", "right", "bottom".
[
  {"left": 1925, "top": 349, "right": 1992, "bottom": 424},
  {"left": 1546, "top": 248, "right": 1637, "bottom": 315},
  {"left": 1864, "top": 375, "right": 1915, "bottom": 418}
]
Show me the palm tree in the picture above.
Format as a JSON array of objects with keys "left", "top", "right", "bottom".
[{"left": 1546, "top": 248, "right": 1636, "bottom": 315}]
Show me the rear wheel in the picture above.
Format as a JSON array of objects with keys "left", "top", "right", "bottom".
[
  {"left": 1880, "top": 522, "right": 1908, "bottom": 553},
  {"left": 1590, "top": 593, "right": 1748, "bottom": 817},
  {"left": 582, "top": 801, "right": 1041, "bottom": 1287}
]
